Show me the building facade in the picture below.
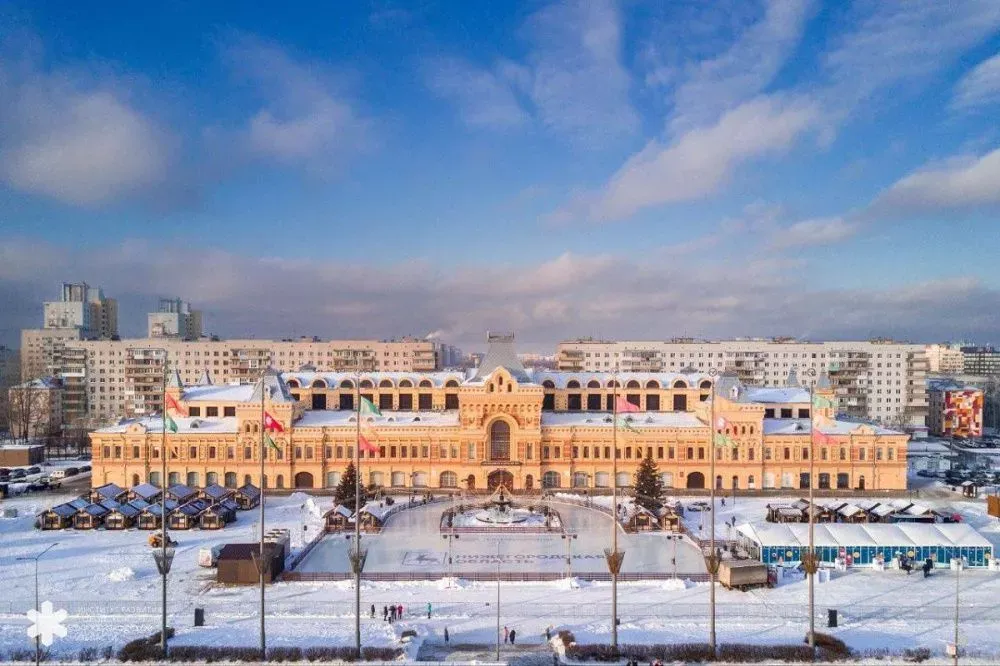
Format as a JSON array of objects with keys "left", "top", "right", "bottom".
[
  {"left": 42, "top": 282, "right": 118, "bottom": 339},
  {"left": 925, "top": 344, "right": 966, "bottom": 374},
  {"left": 148, "top": 298, "right": 203, "bottom": 340},
  {"left": 961, "top": 346, "right": 1000, "bottom": 376},
  {"left": 927, "top": 379, "right": 983, "bottom": 438},
  {"left": 557, "top": 338, "right": 928, "bottom": 428},
  {"left": 7, "top": 377, "right": 63, "bottom": 440},
  {"left": 91, "top": 335, "right": 909, "bottom": 492}
]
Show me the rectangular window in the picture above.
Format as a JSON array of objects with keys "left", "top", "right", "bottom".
[
  {"left": 398, "top": 394, "right": 413, "bottom": 410},
  {"left": 554, "top": 446, "right": 561, "bottom": 458},
  {"left": 206, "top": 406, "right": 219, "bottom": 417},
  {"left": 189, "top": 446, "right": 197, "bottom": 458},
  {"left": 573, "top": 446, "right": 579, "bottom": 458},
  {"left": 567, "top": 394, "right": 582, "bottom": 410},
  {"left": 224, "top": 406, "right": 236, "bottom": 417},
  {"left": 543, "top": 446, "right": 550, "bottom": 459},
  {"left": 132, "top": 446, "right": 140, "bottom": 458},
  {"left": 244, "top": 446, "right": 252, "bottom": 459},
  {"left": 586, "top": 394, "right": 602, "bottom": 410},
  {"left": 672, "top": 394, "right": 688, "bottom": 411},
  {"left": 188, "top": 406, "right": 201, "bottom": 417},
  {"left": 780, "top": 408, "right": 793, "bottom": 418},
  {"left": 668, "top": 446, "right": 674, "bottom": 459},
  {"left": 783, "top": 447, "right": 790, "bottom": 460},
  {"left": 798, "top": 408, "right": 810, "bottom": 419},
  {"left": 439, "top": 445, "right": 447, "bottom": 458},
  {"left": 802, "top": 447, "right": 809, "bottom": 460},
  {"left": 626, "top": 394, "right": 640, "bottom": 408},
  {"left": 468, "top": 443, "right": 475, "bottom": 459},
  {"left": 657, "top": 446, "right": 663, "bottom": 459},
  {"left": 418, "top": 393, "right": 433, "bottom": 410},
  {"left": 605, "top": 446, "right": 611, "bottom": 459},
  {"left": 379, "top": 394, "right": 394, "bottom": 410},
  {"left": 526, "top": 444, "right": 533, "bottom": 459},
  {"left": 646, "top": 394, "right": 660, "bottom": 411},
  {"left": 228, "top": 447, "right": 235, "bottom": 460},
  {"left": 698, "top": 447, "right": 705, "bottom": 460},
  {"left": 445, "top": 394, "right": 459, "bottom": 410}
]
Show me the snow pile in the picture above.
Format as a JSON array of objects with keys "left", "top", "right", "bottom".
[
  {"left": 107, "top": 566, "right": 135, "bottom": 582},
  {"left": 302, "top": 497, "right": 323, "bottom": 519}
]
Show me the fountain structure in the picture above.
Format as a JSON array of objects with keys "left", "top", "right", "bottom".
[{"left": 441, "top": 484, "right": 562, "bottom": 532}]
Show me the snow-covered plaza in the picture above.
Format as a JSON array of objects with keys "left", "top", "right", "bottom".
[{"left": 2, "top": 485, "right": 1000, "bottom": 661}]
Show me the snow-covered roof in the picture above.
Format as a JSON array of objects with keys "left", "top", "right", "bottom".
[
  {"left": 737, "top": 522, "right": 992, "bottom": 549},
  {"left": 741, "top": 386, "right": 810, "bottom": 404},
  {"left": 93, "top": 483, "right": 126, "bottom": 500},
  {"left": 327, "top": 504, "right": 353, "bottom": 518},
  {"left": 249, "top": 367, "right": 295, "bottom": 404},
  {"left": 295, "top": 410, "right": 460, "bottom": 428},
  {"left": 762, "top": 418, "right": 903, "bottom": 436},
  {"left": 472, "top": 334, "right": 531, "bottom": 383},
  {"left": 94, "top": 416, "right": 239, "bottom": 434},
  {"left": 130, "top": 483, "right": 161, "bottom": 500},
  {"left": 837, "top": 504, "right": 863, "bottom": 517},
  {"left": 763, "top": 419, "right": 811, "bottom": 435},
  {"left": 540, "top": 411, "right": 706, "bottom": 429},
  {"left": 531, "top": 371, "right": 712, "bottom": 390},
  {"left": 284, "top": 371, "right": 467, "bottom": 390},
  {"left": 181, "top": 384, "right": 255, "bottom": 402}
]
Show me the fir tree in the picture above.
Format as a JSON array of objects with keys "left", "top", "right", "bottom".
[
  {"left": 632, "top": 450, "right": 663, "bottom": 512},
  {"left": 334, "top": 461, "right": 363, "bottom": 512}
]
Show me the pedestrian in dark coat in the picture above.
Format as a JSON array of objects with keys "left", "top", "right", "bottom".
[
  {"left": 444, "top": 627, "right": 449, "bottom": 643},
  {"left": 383, "top": 605, "right": 388, "bottom": 621},
  {"left": 427, "top": 602, "right": 432, "bottom": 618},
  {"left": 370, "top": 604, "right": 375, "bottom": 618},
  {"left": 398, "top": 604, "right": 404, "bottom": 618},
  {"left": 510, "top": 629, "right": 516, "bottom": 645}
]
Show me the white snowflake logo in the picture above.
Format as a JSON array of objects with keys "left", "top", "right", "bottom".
[{"left": 26, "top": 601, "right": 68, "bottom": 646}]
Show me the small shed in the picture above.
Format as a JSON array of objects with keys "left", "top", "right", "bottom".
[
  {"left": 626, "top": 505, "right": 659, "bottom": 531},
  {"left": 129, "top": 483, "right": 162, "bottom": 503},
  {"left": 105, "top": 502, "right": 142, "bottom": 530},
  {"left": 867, "top": 503, "right": 896, "bottom": 523},
  {"left": 200, "top": 499, "right": 238, "bottom": 530},
  {"left": 73, "top": 503, "right": 110, "bottom": 529},
  {"left": 169, "top": 499, "right": 211, "bottom": 530},
  {"left": 138, "top": 499, "right": 180, "bottom": 530},
  {"left": 657, "top": 506, "right": 681, "bottom": 532},
  {"left": 324, "top": 504, "right": 353, "bottom": 532},
  {"left": 234, "top": 483, "right": 261, "bottom": 510},
  {"left": 836, "top": 504, "right": 867, "bottom": 523},
  {"left": 166, "top": 483, "right": 199, "bottom": 504},
  {"left": 200, "top": 483, "right": 235, "bottom": 503},
  {"left": 767, "top": 505, "right": 804, "bottom": 523},
  {"left": 216, "top": 542, "right": 284, "bottom": 584},
  {"left": 961, "top": 480, "right": 978, "bottom": 498},
  {"left": 39, "top": 503, "right": 78, "bottom": 530},
  {"left": 90, "top": 483, "right": 127, "bottom": 504}
]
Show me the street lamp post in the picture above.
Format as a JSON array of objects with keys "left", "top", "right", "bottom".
[
  {"left": 496, "top": 540, "right": 502, "bottom": 661},
  {"left": 442, "top": 532, "right": 460, "bottom": 583},
  {"left": 18, "top": 543, "right": 58, "bottom": 666},
  {"left": 561, "top": 533, "right": 578, "bottom": 579},
  {"left": 707, "top": 367, "right": 719, "bottom": 657},
  {"left": 802, "top": 367, "right": 818, "bottom": 659},
  {"left": 665, "top": 533, "right": 680, "bottom": 580}
]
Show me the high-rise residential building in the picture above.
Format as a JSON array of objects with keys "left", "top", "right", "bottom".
[
  {"left": 20, "top": 328, "right": 83, "bottom": 382},
  {"left": 961, "top": 346, "right": 1000, "bottom": 376},
  {"left": 925, "top": 343, "right": 966, "bottom": 374},
  {"left": 556, "top": 338, "right": 928, "bottom": 428},
  {"left": 148, "top": 298, "right": 203, "bottom": 340},
  {"left": 42, "top": 282, "right": 118, "bottom": 339}
]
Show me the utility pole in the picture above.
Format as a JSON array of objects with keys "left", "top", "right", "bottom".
[{"left": 708, "top": 368, "right": 719, "bottom": 657}]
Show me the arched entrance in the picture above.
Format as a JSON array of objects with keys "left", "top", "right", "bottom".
[
  {"left": 466, "top": 474, "right": 476, "bottom": 490},
  {"left": 524, "top": 474, "right": 534, "bottom": 491},
  {"left": 294, "top": 472, "right": 314, "bottom": 489},
  {"left": 686, "top": 471, "right": 705, "bottom": 489},
  {"left": 488, "top": 469, "right": 514, "bottom": 492},
  {"left": 489, "top": 420, "right": 511, "bottom": 461}
]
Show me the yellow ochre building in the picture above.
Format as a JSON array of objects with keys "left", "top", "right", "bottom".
[{"left": 90, "top": 334, "right": 908, "bottom": 492}]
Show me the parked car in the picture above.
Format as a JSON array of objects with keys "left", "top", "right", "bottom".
[
  {"left": 64, "top": 467, "right": 79, "bottom": 477},
  {"left": 10, "top": 469, "right": 26, "bottom": 480},
  {"left": 80, "top": 465, "right": 91, "bottom": 472},
  {"left": 50, "top": 470, "right": 67, "bottom": 480},
  {"left": 27, "top": 466, "right": 41, "bottom": 475}
]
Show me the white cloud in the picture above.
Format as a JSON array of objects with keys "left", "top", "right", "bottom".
[
  {"left": 770, "top": 217, "right": 858, "bottom": 249},
  {"left": 423, "top": 57, "right": 528, "bottom": 129},
  {"left": 667, "top": 0, "right": 816, "bottom": 132},
  {"left": 952, "top": 53, "right": 1000, "bottom": 111},
  {"left": 0, "top": 59, "right": 170, "bottom": 206},
  {"left": 3, "top": 238, "right": 999, "bottom": 350},
  {"left": 522, "top": 0, "right": 637, "bottom": 143},
  {"left": 875, "top": 148, "right": 1000, "bottom": 210},
  {"left": 223, "top": 34, "right": 370, "bottom": 172},
  {"left": 551, "top": 95, "right": 818, "bottom": 222},
  {"left": 822, "top": 0, "right": 1000, "bottom": 109}
]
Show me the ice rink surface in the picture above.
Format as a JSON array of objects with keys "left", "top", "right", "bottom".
[{"left": 296, "top": 500, "right": 708, "bottom": 575}]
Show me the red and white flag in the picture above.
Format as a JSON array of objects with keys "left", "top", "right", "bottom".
[
  {"left": 614, "top": 395, "right": 640, "bottom": 413},
  {"left": 359, "top": 433, "right": 378, "bottom": 454},
  {"left": 263, "top": 411, "right": 285, "bottom": 432},
  {"left": 165, "top": 392, "right": 186, "bottom": 416}
]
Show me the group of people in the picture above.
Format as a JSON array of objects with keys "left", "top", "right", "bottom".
[
  {"left": 502, "top": 625, "right": 518, "bottom": 645},
  {"left": 897, "top": 554, "right": 935, "bottom": 577},
  {"left": 373, "top": 603, "right": 406, "bottom": 623}
]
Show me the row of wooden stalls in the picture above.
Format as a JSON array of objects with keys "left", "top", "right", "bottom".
[
  {"left": 765, "top": 498, "right": 958, "bottom": 525},
  {"left": 38, "top": 482, "right": 261, "bottom": 531}
]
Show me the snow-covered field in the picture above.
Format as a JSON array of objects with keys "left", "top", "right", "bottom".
[{"left": 2, "top": 483, "right": 1000, "bottom": 661}]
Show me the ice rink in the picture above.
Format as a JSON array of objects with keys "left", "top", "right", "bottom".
[{"left": 296, "top": 499, "right": 708, "bottom": 575}]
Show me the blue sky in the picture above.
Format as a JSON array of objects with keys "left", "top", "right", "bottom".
[{"left": 1, "top": 1, "right": 1000, "bottom": 351}]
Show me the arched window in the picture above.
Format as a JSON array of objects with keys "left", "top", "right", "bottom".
[
  {"left": 626, "top": 380, "right": 640, "bottom": 389},
  {"left": 206, "top": 471, "right": 218, "bottom": 486},
  {"left": 132, "top": 473, "right": 141, "bottom": 487},
  {"left": 615, "top": 472, "right": 630, "bottom": 488},
  {"left": 276, "top": 474, "right": 284, "bottom": 489},
  {"left": 673, "top": 379, "right": 688, "bottom": 389},
  {"left": 149, "top": 471, "right": 161, "bottom": 486},
  {"left": 391, "top": 472, "right": 405, "bottom": 487},
  {"left": 587, "top": 380, "right": 601, "bottom": 389},
  {"left": 542, "top": 380, "right": 556, "bottom": 389},
  {"left": 187, "top": 472, "right": 199, "bottom": 487},
  {"left": 311, "top": 379, "right": 326, "bottom": 389},
  {"left": 379, "top": 379, "right": 394, "bottom": 388},
  {"left": 445, "top": 379, "right": 460, "bottom": 388},
  {"left": 326, "top": 471, "right": 341, "bottom": 487},
  {"left": 748, "top": 474, "right": 756, "bottom": 489},
  {"left": 225, "top": 472, "right": 237, "bottom": 488},
  {"left": 360, "top": 379, "right": 374, "bottom": 389},
  {"left": 607, "top": 380, "right": 620, "bottom": 388},
  {"left": 567, "top": 380, "right": 581, "bottom": 389},
  {"left": 542, "top": 471, "right": 561, "bottom": 488},
  {"left": 645, "top": 380, "right": 659, "bottom": 389},
  {"left": 341, "top": 380, "right": 354, "bottom": 389},
  {"left": 490, "top": 421, "right": 510, "bottom": 461},
  {"left": 419, "top": 379, "right": 433, "bottom": 388},
  {"left": 244, "top": 474, "right": 252, "bottom": 486},
  {"left": 700, "top": 380, "right": 712, "bottom": 389},
  {"left": 572, "top": 472, "right": 588, "bottom": 488},
  {"left": 400, "top": 379, "right": 413, "bottom": 388},
  {"left": 440, "top": 471, "right": 457, "bottom": 488},
  {"left": 287, "top": 379, "right": 300, "bottom": 388}
]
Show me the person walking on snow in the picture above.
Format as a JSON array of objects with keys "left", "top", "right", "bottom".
[
  {"left": 398, "top": 604, "right": 404, "bottom": 619},
  {"left": 427, "top": 602, "right": 432, "bottom": 619},
  {"left": 382, "top": 605, "right": 388, "bottom": 621},
  {"left": 444, "top": 627, "right": 449, "bottom": 643},
  {"left": 370, "top": 604, "right": 375, "bottom": 619},
  {"left": 510, "top": 629, "right": 516, "bottom": 645},
  {"left": 504, "top": 626, "right": 510, "bottom": 644}
]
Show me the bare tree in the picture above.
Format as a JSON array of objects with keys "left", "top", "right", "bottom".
[{"left": 8, "top": 384, "right": 49, "bottom": 443}]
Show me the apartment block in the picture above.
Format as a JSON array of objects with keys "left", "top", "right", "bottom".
[
  {"left": 557, "top": 338, "right": 928, "bottom": 428},
  {"left": 925, "top": 344, "right": 966, "bottom": 374},
  {"left": 43, "top": 282, "right": 118, "bottom": 339},
  {"left": 148, "top": 298, "right": 203, "bottom": 340},
  {"left": 961, "top": 346, "right": 1000, "bottom": 376}
]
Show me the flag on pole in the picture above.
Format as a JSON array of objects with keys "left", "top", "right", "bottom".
[
  {"left": 614, "top": 396, "right": 640, "bottom": 414},
  {"left": 165, "top": 392, "right": 186, "bottom": 415},
  {"left": 360, "top": 396, "right": 382, "bottom": 417},
  {"left": 812, "top": 394, "right": 834, "bottom": 409},
  {"left": 715, "top": 415, "right": 729, "bottom": 430},
  {"left": 263, "top": 411, "right": 284, "bottom": 432},
  {"left": 165, "top": 413, "right": 178, "bottom": 433},
  {"left": 713, "top": 432, "right": 734, "bottom": 447},
  {"left": 811, "top": 428, "right": 832, "bottom": 445},
  {"left": 265, "top": 432, "right": 281, "bottom": 452},
  {"left": 359, "top": 433, "right": 378, "bottom": 454}
]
